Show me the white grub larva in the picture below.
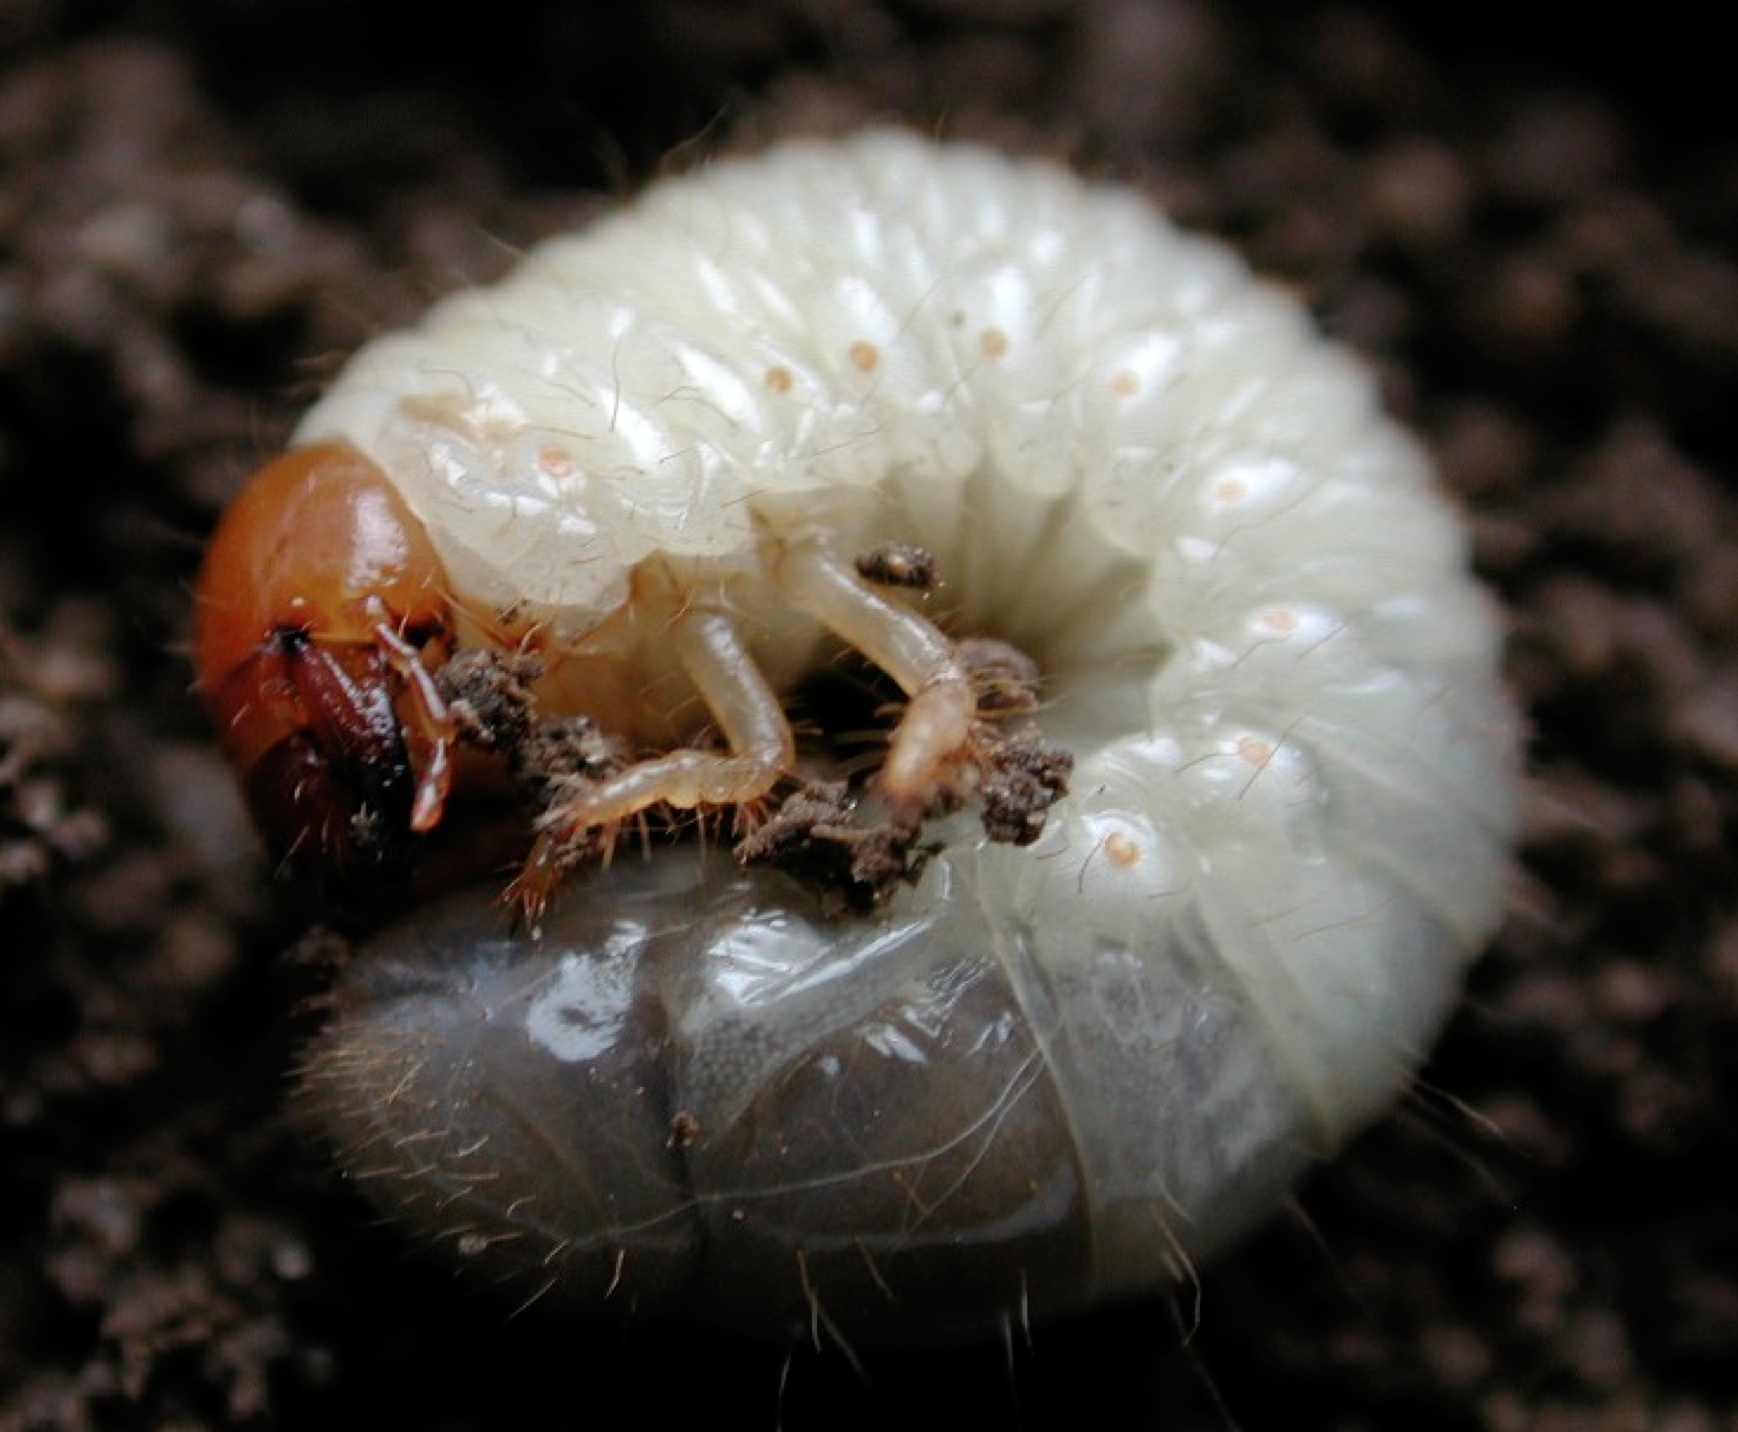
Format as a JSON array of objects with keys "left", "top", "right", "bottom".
[{"left": 201, "top": 131, "right": 1519, "bottom": 1340}]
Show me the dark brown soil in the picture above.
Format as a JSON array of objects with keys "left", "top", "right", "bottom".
[{"left": 3, "top": 3, "right": 1734, "bottom": 1429}]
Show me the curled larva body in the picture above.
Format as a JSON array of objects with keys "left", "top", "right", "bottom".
[{"left": 257, "top": 130, "right": 1517, "bottom": 1337}]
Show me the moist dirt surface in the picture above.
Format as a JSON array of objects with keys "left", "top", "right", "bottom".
[{"left": 2, "top": 4, "right": 1735, "bottom": 1430}]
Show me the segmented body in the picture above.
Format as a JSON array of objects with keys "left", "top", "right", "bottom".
[{"left": 285, "top": 131, "right": 1518, "bottom": 1337}]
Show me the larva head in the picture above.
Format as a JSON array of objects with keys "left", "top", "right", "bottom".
[{"left": 193, "top": 442, "right": 457, "bottom": 883}]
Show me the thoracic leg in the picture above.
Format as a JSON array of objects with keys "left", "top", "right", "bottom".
[
  {"left": 776, "top": 537, "right": 980, "bottom": 822},
  {"left": 510, "top": 606, "right": 796, "bottom": 913}
]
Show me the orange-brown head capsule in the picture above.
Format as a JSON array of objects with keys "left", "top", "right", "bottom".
[{"left": 193, "top": 442, "right": 457, "bottom": 883}]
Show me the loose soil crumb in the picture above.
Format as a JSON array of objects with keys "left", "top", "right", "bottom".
[
  {"left": 436, "top": 648, "right": 544, "bottom": 755},
  {"left": 737, "top": 778, "right": 923, "bottom": 916},
  {"left": 975, "top": 732, "right": 1073, "bottom": 846},
  {"left": 854, "top": 541, "right": 940, "bottom": 591}
]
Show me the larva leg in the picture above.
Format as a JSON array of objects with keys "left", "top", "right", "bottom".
[
  {"left": 508, "top": 607, "right": 795, "bottom": 916},
  {"left": 777, "top": 538, "right": 980, "bottom": 821},
  {"left": 736, "top": 539, "right": 1073, "bottom": 913}
]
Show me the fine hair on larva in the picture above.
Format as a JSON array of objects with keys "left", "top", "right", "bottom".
[{"left": 204, "top": 128, "right": 1520, "bottom": 1342}]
